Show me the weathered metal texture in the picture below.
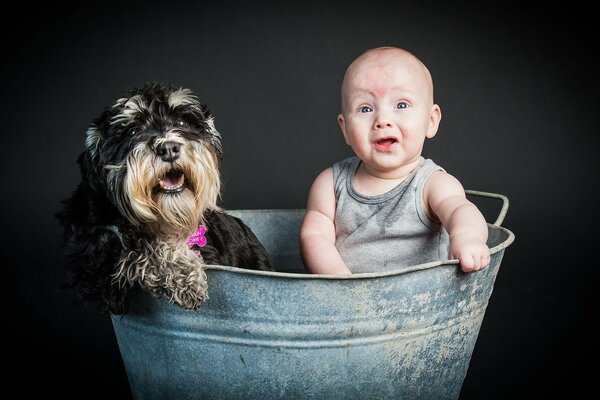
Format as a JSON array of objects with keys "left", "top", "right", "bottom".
[{"left": 112, "top": 193, "right": 514, "bottom": 400}]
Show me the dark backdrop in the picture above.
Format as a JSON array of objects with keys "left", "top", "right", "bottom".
[{"left": 2, "top": 1, "right": 597, "bottom": 398}]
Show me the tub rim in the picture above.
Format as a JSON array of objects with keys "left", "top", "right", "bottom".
[{"left": 205, "top": 208, "right": 515, "bottom": 280}]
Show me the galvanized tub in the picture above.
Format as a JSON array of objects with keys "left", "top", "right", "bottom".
[{"left": 112, "top": 191, "right": 515, "bottom": 400}]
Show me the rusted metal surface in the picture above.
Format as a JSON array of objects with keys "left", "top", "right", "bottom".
[{"left": 112, "top": 193, "right": 514, "bottom": 400}]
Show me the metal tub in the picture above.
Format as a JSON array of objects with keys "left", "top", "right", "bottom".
[{"left": 112, "top": 191, "right": 515, "bottom": 399}]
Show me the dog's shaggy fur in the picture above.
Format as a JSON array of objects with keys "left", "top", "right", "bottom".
[{"left": 56, "top": 83, "right": 272, "bottom": 314}]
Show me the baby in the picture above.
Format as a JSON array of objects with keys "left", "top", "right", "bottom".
[{"left": 300, "top": 46, "right": 490, "bottom": 274}]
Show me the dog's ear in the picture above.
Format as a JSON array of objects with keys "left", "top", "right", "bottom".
[
  {"left": 81, "top": 118, "right": 111, "bottom": 192},
  {"left": 201, "top": 104, "right": 223, "bottom": 161},
  {"left": 56, "top": 118, "right": 110, "bottom": 231},
  {"left": 56, "top": 117, "right": 130, "bottom": 313},
  {"left": 56, "top": 169, "right": 130, "bottom": 313}
]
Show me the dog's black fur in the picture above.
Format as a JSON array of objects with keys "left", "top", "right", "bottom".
[{"left": 56, "top": 83, "right": 272, "bottom": 314}]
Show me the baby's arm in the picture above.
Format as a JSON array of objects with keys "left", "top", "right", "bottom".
[
  {"left": 425, "top": 171, "right": 490, "bottom": 272},
  {"left": 300, "top": 168, "right": 352, "bottom": 275}
]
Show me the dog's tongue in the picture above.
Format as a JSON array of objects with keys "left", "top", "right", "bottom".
[{"left": 160, "top": 171, "right": 184, "bottom": 190}]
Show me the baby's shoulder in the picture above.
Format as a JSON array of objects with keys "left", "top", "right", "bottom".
[
  {"left": 311, "top": 167, "right": 334, "bottom": 188},
  {"left": 423, "top": 169, "right": 465, "bottom": 199}
]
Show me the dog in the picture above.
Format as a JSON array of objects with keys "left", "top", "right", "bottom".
[{"left": 56, "top": 83, "right": 273, "bottom": 314}]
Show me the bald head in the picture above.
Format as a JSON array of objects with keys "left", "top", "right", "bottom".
[{"left": 340, "top": 47, "right": 435, "bottom": 113}]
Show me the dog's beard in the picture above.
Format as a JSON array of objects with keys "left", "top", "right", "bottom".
[{"left": 107, "top": 137, "right": 220, "bottom": 236}]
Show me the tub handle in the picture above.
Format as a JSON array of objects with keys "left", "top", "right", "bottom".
[{"left": 465, "top": 190, "right": 509, "bottom": 227}]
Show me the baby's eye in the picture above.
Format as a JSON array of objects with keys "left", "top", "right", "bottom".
[
  {"left": 359, "top": 106, "right": 373, "bottom": 113},
  {"left": 395, "top": 102, "right": 408, "bottom": 109}
]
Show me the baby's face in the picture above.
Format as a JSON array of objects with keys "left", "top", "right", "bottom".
[{"left": 338, "top": 49, "right": 440, "bottom": 177}]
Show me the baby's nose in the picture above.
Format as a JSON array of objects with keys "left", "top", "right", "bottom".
[
  {"left": 375, "top": 121, "right": 392, "bottom": 129},
  {"left": 374, "top": 115, "right": 393, "bottom": 129}
]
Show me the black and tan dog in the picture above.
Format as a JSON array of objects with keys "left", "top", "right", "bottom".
[{"left": 56, "top": 83, "right": 272, "bottom": 314}]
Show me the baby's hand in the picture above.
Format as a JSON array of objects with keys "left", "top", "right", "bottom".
[{"left": 450, "top": 236, "right": 490, "bottom": 273}]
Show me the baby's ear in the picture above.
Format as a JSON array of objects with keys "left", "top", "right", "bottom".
[
  {"left": 426, "top": 104, "right": 442, "bottom": 139},
  {"left": 338, "top": 114, "right": 350, "bottom": 144}
]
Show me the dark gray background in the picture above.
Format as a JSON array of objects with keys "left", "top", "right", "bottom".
[{"left": 2, "top": 1, "right": 597, "bottom": 398}]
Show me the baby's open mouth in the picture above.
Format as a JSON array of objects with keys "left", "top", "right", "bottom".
[
  {"left": 158, "top": 170, "right": 185, "bottom": 193},
  {"left": 374, "top": 137, "right": 398, "bottom": 150},
  {"left": 376, "top": 137, "right": 398, "bottom": 146}
]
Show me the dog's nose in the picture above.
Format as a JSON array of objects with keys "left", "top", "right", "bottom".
[{"left": 156, "top": 142, "right": 181, "bottom": 162}]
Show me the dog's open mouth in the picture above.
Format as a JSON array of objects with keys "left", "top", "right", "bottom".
[{"left": 158, "top": 170, "right": 186, "bottom": 193}]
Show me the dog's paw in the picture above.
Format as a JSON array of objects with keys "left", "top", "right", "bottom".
[
  {"left": 116, "top": 238, "right": 210, "bottom": 310},
  {"left": 165, "top": 266, "right": 208, "bottom": 310},
  {"left": 166, "top": 265, "right": 208, "bottom": 309}
]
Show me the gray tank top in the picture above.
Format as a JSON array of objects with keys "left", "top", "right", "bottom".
[{"left": 333, "top": 156, "right": 450, "bottom": 273}]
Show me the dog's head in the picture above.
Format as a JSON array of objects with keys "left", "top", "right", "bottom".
[{"left": 82, "top": 83, "right": 222, "bottom": 235}]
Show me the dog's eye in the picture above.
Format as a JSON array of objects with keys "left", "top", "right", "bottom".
[
  {"left": 129, "top": 128, "right": 137, "bottom": 136},
  {"left": 175, "top": 119, "right": 187, "bottom": 128}
]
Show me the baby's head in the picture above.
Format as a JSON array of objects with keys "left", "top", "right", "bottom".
[
  {"left": 337, "top": 47, "right": 441, "bottom": 177},
  {"left": 340, "top": 47, "right": 436, "bottom": 112}
]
